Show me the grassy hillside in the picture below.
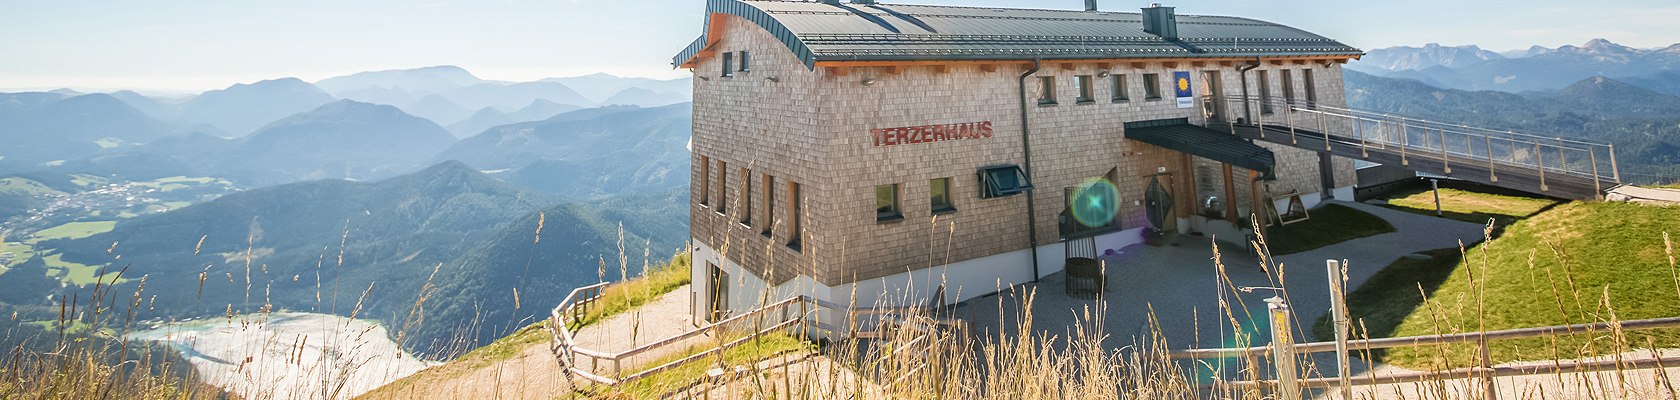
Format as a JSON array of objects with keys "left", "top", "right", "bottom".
[{"left": 1322, "top": 200, "right": 1680, "bottom": 369}]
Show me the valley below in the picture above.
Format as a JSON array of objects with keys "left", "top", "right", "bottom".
[{"left": 129, "top": 312, "right": 435, "bottom": 400}]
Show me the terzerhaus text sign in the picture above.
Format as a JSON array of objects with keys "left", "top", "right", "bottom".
[{"left": 871, "top": 121, "right": 993, "bottom": 147}]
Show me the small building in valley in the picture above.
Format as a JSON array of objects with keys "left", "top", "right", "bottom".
[{"left": 673, "top": 0, "right": 1362, "bottom": 323}]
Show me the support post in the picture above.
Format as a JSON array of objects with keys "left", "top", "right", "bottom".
[
  {"left": 1255, "top": 98, "right": 1266, "bottom": 138},
  {"left": 1556, "top": 137, "right": 1568, "bottom": 174},
  {"left": 1610, "top": 144, "right": 1621, "bottom": 183},
  {"left": 1487, "top": 133, "right": 1499, "bottom": 183},
  {"left": 1287, "top": 102, "right": 1297, "bottom": 145},
  {"left": 1357, "top": 117, "right": 1368, "bottom": 158},
  {"left": 1223, "top": 163, "right": 1238, "bottom": 223},
  {"left": 1267, "top": 296, "right": 1300, "bottom": 400},
  {"left": 1320, "top": 109, "right": 1331, "bottom": 151},
  {"left": 1431, "top": 179, "right": 1442, "bottom": 217},
  {"left": 1328, "top": 260, "right": 1352, "bottom": 400},
  {"left": 1478, "top": 337, "right": 1498, "bottom": 399},
  {"left": 1440, "top": 128, "right": 1452, "bottom": 174},
  {"left": 1399, "top": 121, "right": 1409, "bottom": 166},
  {"left": 1590, "top": 148, "right": 1603, "bottom": 200},
  {"left": 1536, "top": 142, "right": 1548, "bottom": 192}
]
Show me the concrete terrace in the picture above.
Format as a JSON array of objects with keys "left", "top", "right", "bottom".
[{"left": 959, "top": 200, "right": 1488, "bottom": 354}]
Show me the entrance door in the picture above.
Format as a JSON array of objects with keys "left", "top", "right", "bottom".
[
  {"left": 706, "top": 262, "right": 729, "bottom": 323},
  {"left": 1200, "top": 71, "right": 1226, "bottom": 123}
]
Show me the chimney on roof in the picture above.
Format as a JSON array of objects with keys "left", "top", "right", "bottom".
[
  {"left": 819, "top": 0, "right": 840, "bottom": 5},
  {"left": 1084, "top": 0, "right": 1097, "bottom": 12},
  {"left": 852, "top": 0, "right": 875, "bottom": 4},
  {"left": 1141, "top": 3, "right": 1178, "bottom": 40}
]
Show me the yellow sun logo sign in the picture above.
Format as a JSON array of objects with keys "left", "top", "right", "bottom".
[{"left": 1177, "top": 77, "right": 1190, "bottom": 92}]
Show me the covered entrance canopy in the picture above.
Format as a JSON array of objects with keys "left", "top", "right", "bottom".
[{"left": 1125, "top": 119, "right": 1276, "bottom": 179}]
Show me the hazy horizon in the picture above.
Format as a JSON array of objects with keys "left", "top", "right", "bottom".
[{"left": 5, "top": 0, "right": 1677, "bottom": 93}]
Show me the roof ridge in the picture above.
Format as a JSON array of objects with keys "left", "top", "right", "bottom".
[{"left": 745, "top": 0, "right": 1262, "bottom": 20}]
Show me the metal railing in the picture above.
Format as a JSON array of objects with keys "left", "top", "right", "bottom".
[
  {"left": 1210, "top": 96, "right": 1622, "bottom": 196},
  {"left": 546, "top": 284, "right": 962, "bottom": 389},
  {"left": 1169, "top": 260, "right": 1680, "bottom": 399}
]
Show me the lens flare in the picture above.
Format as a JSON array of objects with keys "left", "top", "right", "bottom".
[{"left": 1069, "top": 178, "right": 1119, "bottom": 228}]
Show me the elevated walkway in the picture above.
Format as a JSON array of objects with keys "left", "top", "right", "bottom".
[{"left": 1205, "top": 97, "right": 1622, "bottom": 201}]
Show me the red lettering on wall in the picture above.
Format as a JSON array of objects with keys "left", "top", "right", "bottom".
[{"left": 870, "top": 121, "right": 994, "bottom": 147}]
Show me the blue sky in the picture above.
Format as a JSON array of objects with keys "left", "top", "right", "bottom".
[{"left": 3, "top": 0, "right": 1677, "bottom": 92}]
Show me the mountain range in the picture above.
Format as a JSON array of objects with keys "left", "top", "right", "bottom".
[
  {"left": 9, "top": 161, "right": 687, "bottom": 356},
  {"left": 434, "top": 103, "right": 693, "bottom": 199},
  {"left": 1350, "top": 39, "right": 1680, "bottom": 93},
  {"left": 0, "top": 92, "right": 211, "bottom": 171},
  {"left": 1343, "top": 70, "right": 1680, "bottom": 181}
]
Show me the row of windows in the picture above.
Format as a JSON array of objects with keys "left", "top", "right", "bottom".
[
  {"left": 1035, "top": 69, "right": 1319, "bottom": 107},
  {"left": 874, "top": 177, "right": 957, "bottom": 222},
  {"left": 873, "top": 165, "right": 1033, "bottom": 223},
  {"left": 721, "top": 50, "right": 750, "bottom": 77},
  {"left": 698, "top": 156, "right": 803, "bottom": 250}
]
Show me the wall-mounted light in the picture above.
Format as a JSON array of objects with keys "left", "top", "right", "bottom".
[
  {"left": 861, "top": 78, "right": 878, "bottom": 86},
  {"left": 764, "top": 76, "right": 780, "bottom": 83},
  {"left": 1097, "top": 70, "right": 1111, "bottom": 78},
  {"left": 698, "top": 76, "right": 711, "bottom": 81}
]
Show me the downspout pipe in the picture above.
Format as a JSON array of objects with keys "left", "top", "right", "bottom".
[
  {"left": 1018, "top": 59, "right": 1043, "bottom": 283},
  {"left": 1237, "top": 58, "right": 1261, "bottom": 123}
]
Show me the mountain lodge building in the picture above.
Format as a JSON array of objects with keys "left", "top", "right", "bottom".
[{"left": 673, "top": 0, "right": 1362, "bottom": 324}]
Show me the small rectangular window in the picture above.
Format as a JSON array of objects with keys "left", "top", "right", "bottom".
[
  {"left": 1037, "top": 76, "right": 1057, "bottom": 105},
  {"left": 930, "top": 177, "right": 955, "bottom": 213},
  {"left": 1281, "top": 69, "right": 1296, "bottom": 105},
  {"left": 1075, "top": 75, "right": 1094, "bottom": 104},
  {"left": 716, "top": 160, "right": 728, "bottom": 214},
  {"left": 980, "top": 165, "right": 1033, "bottom": 198},
  {"left": 740, "top": 167, "right": 752, "bottom": 225},
  {"left": 1142, "top": 73, "right": 1162, "bottom": 100},
  {"left": 1111, "top": 74, "right": 1129, "bottom": 102},
  {"left": 1257, "top": 70, "right": 1274, "bottom": 114},
  {"left": 699, "top": 155, "right": 710, "bottom": 206},
  {"left": 1302, "top": 69, "right": 1316, "bottom": 107},
  {"left": 722, "top": 52, "right": 734, "bottom": 77},
  {"left": 787, "top": 181, "right": 802, "bottom": 251},
  {"left": 876, "top": 184, "right": 902, "bottom": 222},
  {"left": 762, "top": 174, "right": 774, "bottom": 236},
  {"left": 739, "top": 51, "right": 750, "bottom": 72}
]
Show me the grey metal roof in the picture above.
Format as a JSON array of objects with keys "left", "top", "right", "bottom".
[
  {"left": 674, "top": 0, "right": 1362, "bottom": 69},
  {"left": 1125, "top": 119, "right": 1276, "bottom": 179}
]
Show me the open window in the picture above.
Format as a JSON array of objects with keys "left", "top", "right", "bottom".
[{"left": 979, "top": 164, "right": 1033, "bottom": 198}]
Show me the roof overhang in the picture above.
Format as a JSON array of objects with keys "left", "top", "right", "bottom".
[
  {"left": 1125, "top": 119, "right": 1276, "bottom": 180},
  {"left": 674, "top": 0, "right": 818, "bottom": 70}
]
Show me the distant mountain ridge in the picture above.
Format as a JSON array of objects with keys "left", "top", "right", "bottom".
[
  {"left": 1350, "top": 39, "right": 1680, "bottom": 93},
  {"left": 434, "top": 103, "right": 693, "bottom": 199},
  {"left": 1344, "top": 70, "right": 1680, "bottom": 181},
  {"left": 0, "top": 92, "right": 208, "bottom": 172}
]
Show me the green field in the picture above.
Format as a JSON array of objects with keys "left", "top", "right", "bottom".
[
  {"left": 1324, "top": 200, "right": 1680, "bottom": 369},
  {"left": 43, "top": 253, "right": 126, "bottom": 286},
  {"left": 0, "top": 177, "right": 65, "bottom": 196},
  {"left": 1384, "top": 187, "right": 1562, "bottom": 226},
  {"left": 31, "top": 221, "right": 117, "bottom": 242},
  {"left": 131, "top": 176, "right": 229, "bottom": 193},
  {"left": 1263, "top": 204, "right": 1397, "bottom": 255},
  {"left": 70, "top": 174, "right": 110, "bottom": 188},
  {"left": 3, "top": 239, "right": 37, "bottom": 273}
]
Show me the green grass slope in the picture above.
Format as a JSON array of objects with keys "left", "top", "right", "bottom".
[{"left": 1325, "top": 200, "right": 1680, "bottom": 369}]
